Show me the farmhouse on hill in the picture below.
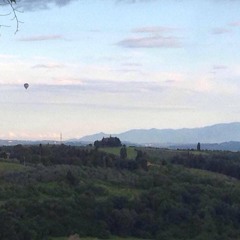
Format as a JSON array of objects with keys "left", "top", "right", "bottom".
[{"left": 94, "top": 136, "right": 122, "bottom": 148}]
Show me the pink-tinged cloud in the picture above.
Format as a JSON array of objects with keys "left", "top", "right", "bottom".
[
  {"left": 211, "top": 28, "right": 231, "bottom": 35},
  {"left": 18, "top": 35, "right": 63, "bottom": 41},
  {"left": 118, "top": 35, "right": 182, "bottom": 48},
  {"left": 229, "top": 21, "right": 240, "bottom": 27}
]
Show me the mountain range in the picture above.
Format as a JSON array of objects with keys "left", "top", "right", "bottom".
[
  {"left": 2, "top": 122, "right": 240, "bottom": 151},
  {"left": 79, "top": 122, "right": 240, "bottom": 146}
]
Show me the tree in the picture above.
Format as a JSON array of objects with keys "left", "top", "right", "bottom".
[
  {"left": 197, "top": 142, "right": 201, "bottom": 151},
  {"left": 0, "top": 151, "right": 8, "bottom": 159},
  {"left": 94, "top": 136, "right": 122, "bottom": 148},
  {"left": 135, "top": 150, "right": 148, "bottom": 171},
  {"left": 1, "top": 0, "right": 22, "bottom": 33},
  {"left": 66, "top": 170, "right": 78, "bottom": 186},
  {"left": 120, "top": 145, "right": 127, "bottom": 159}
]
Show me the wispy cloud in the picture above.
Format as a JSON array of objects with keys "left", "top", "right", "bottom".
[
  {"left": 210, "top": 19, "right": 240, "bottom": 35},
  {"left": 164, "top": 79, "right": 177, "bottom": 84},
  {"left": 118, "top": 35, "right": 182, "bottom": 48},
  {"left": 17, "top": 0, "right": 154, "bottom": 11},
  {"left": 213, "top": 65, "right": 228, "bottom": 70},
  {"left": 116, "top": 0, "right": 155, "bottom": 3},
  {"left": 18, "top": 35, "right": 63, "bottom": 41},
  {"left": 118, "top": 25, "right": 183, "bottom": 49},
  {"left": 211, "top": 28, "right": 231, "bottom": 35},
  {"left": 0, "top": 54, "right": 18, "bottom": 60},
  {"left": 40, "top": 80, "right": 170, "bottom": 93},
  {"left": 121, "top": 62, "right": 142, "bottom": 67},
  {"left": 17, "top": 0, "right": 77, "bottom": 11},
  {"left": 32, "top": 63, "right": 64, "bottom": 69},
  {"left": 133, "top": 26, "right": 178, "bottom": 33},
  {"left": 113, "top": 69, "right": 142, "bottom": 74},
  {"left": 229, "top": 21, "right": 240, "bottom": 27}
]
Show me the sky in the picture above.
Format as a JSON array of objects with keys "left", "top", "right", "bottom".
[{"left": 0, "top": 0, "right": 240, "bottom": 140}]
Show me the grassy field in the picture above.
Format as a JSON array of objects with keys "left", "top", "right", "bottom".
[
  {"left": 96, "top": 180, "right": 142, "bottom": 199},
  {"left": 0, "top": 161, "right": 26, "bottom": 173},
  {"left": 99, "top": 147, "right": 137, "bottom": 159}
]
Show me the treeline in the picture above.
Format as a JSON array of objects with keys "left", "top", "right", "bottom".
[
  {"left": 94, "top": 136, "right": 122, "bottom": 148},
  {"left": 0, "top": 144, "right": 148, "bottom": 171},
  {"left": 171, "top": 151, "right": 240, "bottom": 179}
]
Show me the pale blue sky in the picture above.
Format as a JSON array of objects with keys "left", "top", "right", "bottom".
[{"left": 1, "top": 0, "right": 240, "bottom": 140}]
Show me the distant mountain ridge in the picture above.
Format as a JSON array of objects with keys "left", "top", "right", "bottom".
[{"left": 79, "top": 122, "right": 240, "bottom": 145}]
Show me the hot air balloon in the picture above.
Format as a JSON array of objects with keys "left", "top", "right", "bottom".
[{"left": 24, "top": 83, "right": 29, "bottom": 90}]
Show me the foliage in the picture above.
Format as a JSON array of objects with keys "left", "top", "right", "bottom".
[
  {"left": 0, "top": 161, "right": 27, "bottom": 173},
  {"left": 2, "top": 145, "right": 240, "bottom": 239},
  {"left": 0, "top": 0, "right": 22, "bottom": 33},
  {"left": 170, "top": 150, "right": 240, "bottom": 180},
  {"left": 120, "top": 145, "right": 127, "bottom": 159},
  {"left": 197, "top": 142, "right": 201, "bottom": 151},
  {"left": 94, "top": 137, "right": 122, "bottom": 148}
]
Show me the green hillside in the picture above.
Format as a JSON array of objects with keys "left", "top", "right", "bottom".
[
  {"left": 1, "top": 144, "right": 240, "bottom": 239},
  {"left": 0, "top": 160, "right": 27, "bottom": 172},
  {"left": 99, "top": 146, "right": 137, "bottom": 159}
]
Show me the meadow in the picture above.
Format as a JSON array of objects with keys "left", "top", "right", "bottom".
[
  {"left": 99, "top": 146, "right": 137, "bottom": 159},
  {"left": 0, "top": 160, "right": 26, "bottom": 172}
]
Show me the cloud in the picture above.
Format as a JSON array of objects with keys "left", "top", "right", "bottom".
[
  {"left": 211, "top": 28, "right": 231, "bottom": 35},
  {"left": 121, "top": 63, "right": 142, "bottom": 67},
  {"left": 113, "top": 62, "right": 143, "bottom": 74},
  {"left": 18, "top": 35, "right": 63, "bottom": 41},
  {"left": 164, "top": 79, "right": 176, "bottom": 84},
  {"left": 209, "top": 65, "right": 228, "bottom": 75},
  {"left": 213, "top": 65, "right": 228, "bottom": 70},
  {"left": 0, "top": 54, "right": 18, "bottom": 60},
  {"left": 113, "top": 69, "right": 142, "bottom": 74},
  {"left": 118, "top": 35, "right": 182, "bottom": 48},
  {"left": 17, "top": 0, "right": 77, "bottom": 11},
  {"left": 36, "top": 80, "right": 170, "bottom": 93},
  {"left": 229, "top": 21, "right": 240, "bottom": 27},
  {"left": 118, "top": 25, "right": 183, "bottom": 49},
  {"left": 32, "top": 63, "right": 64, "bottom": 69},
  {"left": 116, "top": 0, "right": 155, "bottom": 3},
  {"left": 133, "top": 26, "right": 178, "bottom": 33},
  {"left": 17, "top": 0, "right": 154, "bottom": 11}
]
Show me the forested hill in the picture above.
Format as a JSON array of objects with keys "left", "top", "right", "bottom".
[
  {"left": 79, "top": 122, "right": 240, "bottom": 145},
  {"left": 170, "top": 141, "right": 240, "bottom": 152},
  {"left": 2, "top": 144, "right": 240, "bottom": 239}
]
